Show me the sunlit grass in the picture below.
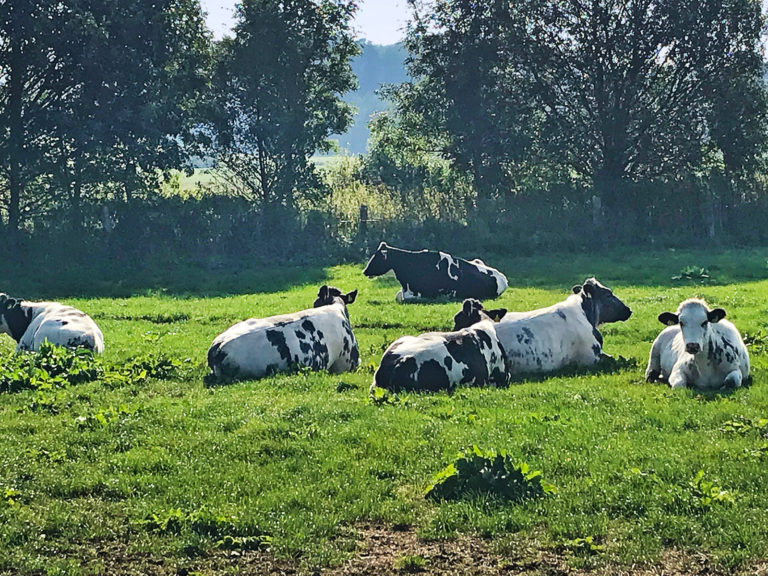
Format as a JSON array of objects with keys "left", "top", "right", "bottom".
[{"left": 0, "top": 247, "right": 766, "bottom": 574}]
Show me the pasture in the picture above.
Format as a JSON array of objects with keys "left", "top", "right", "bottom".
[{"left": 0, "top": 247, "right": 767, "bottom": 575}]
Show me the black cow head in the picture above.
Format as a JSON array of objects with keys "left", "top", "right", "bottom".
[
  {"left": 452, "top": 298, "right": 507, "bottom": 330},
  {"left": 362, "top": 242, "right": 392, "bottom": 277},
  {"left": 313, "top": 285, "right": 358, "bottom": 308},
  {"left": 0, "top": 293, "right": 30, "bottom": 341},
  {"left": 573, "top": 278, "right": 632, "bottom": 326}
]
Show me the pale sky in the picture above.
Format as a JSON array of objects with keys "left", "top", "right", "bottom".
[{"left": 200, "top": 0, "right": 409, "bottom": 45}]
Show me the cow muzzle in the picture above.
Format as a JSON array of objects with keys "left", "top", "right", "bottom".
[{"left": 685, "top": 342, "right": 701, "bottom": 355}]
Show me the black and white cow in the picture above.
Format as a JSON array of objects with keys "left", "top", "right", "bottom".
[
  {"left": 207, "top": 285, "right": 360, "bottom": 380},
  {"left": 452, "top": 278, "right": 632, "bottom": 374},
  {"left": 371, "top": 299, "right": 508, "bottom": 393},
  {"left": 645, "top": 298, "right": 750, "bottom": 390},
  {"left": 0, "top": 293, "right": 104, "bottom": 353},
  {"left": 362, "top": 242, "right": 508, "bottom": 302}
]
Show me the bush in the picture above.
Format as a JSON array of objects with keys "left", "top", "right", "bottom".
[{"left": 425, "top": 446, "right": 556, "bottom": 502}]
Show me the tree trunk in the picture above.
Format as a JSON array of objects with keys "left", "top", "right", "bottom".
[
  {"left": 71, "top": 148, "right": 84, "bottom": 230},
  {"left": 6, "top": 21, "right": 25, "bottom": 244}
]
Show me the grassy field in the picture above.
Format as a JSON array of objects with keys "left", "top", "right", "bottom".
[{"left": 0, "top": 247, "right": 767, "bottom": 575}]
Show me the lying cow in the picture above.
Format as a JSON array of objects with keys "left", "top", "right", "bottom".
[
  {"left": 645, "top": 298, "right": 749, "bottom": 390},
  {"left": 371, "top": 299, "right": 508, "bottom": 393},
  {"left": 362, "top": 242, "right": 508, "bottom": 302},
  {"left": 207, "top": 285, "right": 360, "bottom": 380},
  {"left": 0, "top": 293, "right": 104, "bottom": 353},
  {"left": 452, "top": 278, "right": 632, "bottom": 373}
]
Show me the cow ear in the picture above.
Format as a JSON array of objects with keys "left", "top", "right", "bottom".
[
  {"left": 708, "top": 308, "right": 726, "bottom": 323},
  {"left": 582, "top": 282, "right": 594, "bottom": 295},
  {"left": 343, "top": 289, "right": 358, "bottom": 305},
  {"left": 487, "top": 308, "right": 507, "bottom": 322},
  {"left": 317, "top": 285, "right": 329, "bottom": 300},
  {"left": 572, "top": 285, "right": 582, "bottom": 294},
  {"left": 658, "top": 312, "right": 679, "bottom": 326},
  {"left": 462, "top": 299, "right": 474, "bottom": 315}
]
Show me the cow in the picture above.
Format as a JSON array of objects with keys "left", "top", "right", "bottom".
[
  {"left": 645, "top": 298, "right": 750, "bottom": 390},
  {"left": 452, "top": 278, "right": 632, "bottom": 374},
  {"left": 362, "top": 242, "right": 508, "bottom": 302},
  {"left": 0, "top": 293, "right": 104, "bottom": 353},
  {"left": 207, "top": 285, "right": 360, "bottom": 380},
  {"left": 371, "top": 299, "right": 508, "bottom": 393}
]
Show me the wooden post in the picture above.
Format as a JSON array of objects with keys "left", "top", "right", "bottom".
[{"left": 359, "top": 204, "right": 368, "bottom": 236}]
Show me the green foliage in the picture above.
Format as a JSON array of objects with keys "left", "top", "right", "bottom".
[
  {"left": 687, "top": 470, "right": 737, "bottom": 508},
  {"left": 0, "top": 342, "right": 103, "bottom": 393},
  {"left": 425, "top": 446, "right": 556, "bottom": 502},
  {"left": 671, "top": 266, "right": 712, "bottom": 283},
  {"left": 394, "top": 554, "right": 427, "bottom": 572},
  {"left": 561, "top": 536, "right": 605, "bottom": 556},
  {"left": 0, "top": 342, "right": 180, "bottom": 394},
  {"left": 0, "top": 0, "right": 211, "bottom": 230},
  {"left": 209, "top": 0, "right": 360, "bottom": 204}
]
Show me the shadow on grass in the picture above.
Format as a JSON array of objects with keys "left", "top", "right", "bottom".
[
  {"left": 506, "top": 355, "right": 640, "bottom": 385},
  {"left": 2, "top": 258, "right": 332, "bottom": 299}
]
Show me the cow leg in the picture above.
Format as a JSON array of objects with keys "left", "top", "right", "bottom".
[
  {"left": 668, "top": 367, "right": 688, "bottom": 388},
  {"left": 645, "top": 341, "right": 662, "bottom": 382},
  {"left": 723, "top": 369, "right": 742, "bottom": 389}
]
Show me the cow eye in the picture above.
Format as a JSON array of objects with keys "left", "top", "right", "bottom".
[{"left": 701, "top": 321, "right": 707, "bottom": 327}]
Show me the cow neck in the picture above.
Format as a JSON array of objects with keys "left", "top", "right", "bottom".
[
  {"left": 386, "top": 246, "right": 410, "bottom": 283},
  {"left": 3, "top": 302, "right": 33, "bottom": 343},
  {"left": 579, "top": 293, "right": 603, "bottom": 346}
]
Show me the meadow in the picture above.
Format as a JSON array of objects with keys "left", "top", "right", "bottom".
[{"left": 0, "top": 247, "right": 767, "bottom": 575}]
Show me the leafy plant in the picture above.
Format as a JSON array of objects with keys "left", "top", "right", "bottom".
[
  {"left": 743, "top": 330, "right": 768, "bottom": 355},
  {"left": 394, "top": 554, "right": 427, "bottom": 573},
  {"left": 0, "top": 342, "right": 103, "bottom": 393},
  {"left": 688, "top": 470, "right": 737, "bottom": 508},
  {"left": 720, "top": 415, "right": 768, "bottom": 436},
  {"left": 671, "top": 266, "right": 712, "bottom": 283},
  {"left": 425, "top": 446, "right": 556, "bottom": 501},
  {"left": 561, "top": 536, "right": 604, "bottom": 556}
]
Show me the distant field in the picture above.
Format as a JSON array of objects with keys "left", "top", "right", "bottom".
[
  {"left": 0, "top": 248, "right": 767, "bottom": 575},
  {"left": 166, "top": 156, "right": 349, "bottom": 196}
]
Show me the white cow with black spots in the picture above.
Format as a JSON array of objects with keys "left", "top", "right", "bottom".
[
  {"left": 645, "top": 298, "right": 749, "bottom": 390},
  {"left": 207, "top": 285, "right": 360, "bottom": 380},
  {"left": 452, "top": 278, "right": 632, "bottom": 374},
  {"left": 0, "top": 293, "right": 104, "bottom": 353},
  {"left": 371, "top": 299, "right": 508, "bottom": 393}
]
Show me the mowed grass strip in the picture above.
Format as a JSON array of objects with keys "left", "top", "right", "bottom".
[{"left": 0, "top": 248, "right": 766, "bottom": 574}]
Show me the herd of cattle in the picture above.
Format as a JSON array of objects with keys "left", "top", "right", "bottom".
[{"left": 0, "top": 243, "right": 752, "bottom": 392}]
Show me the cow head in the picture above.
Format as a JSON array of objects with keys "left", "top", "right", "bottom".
[
  {"left": 452, "top": 299, "right": 507, "bottom": 330},
  {"left": 313, "top": 285, "right": 358, "bottom": 308},
  {"left": 658, "top": 299, "right": 725, "bottom": 355},
  {"left": 0, "top": 293, "right": 30, "bottom": 341},
  {"left": 362, "top": 242, "right": 392, "bottom": 277},
  {"left": 573, "top": 278, "right": 632, "bottom": 326}
]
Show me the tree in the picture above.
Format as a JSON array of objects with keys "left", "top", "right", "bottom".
[
  {"left": 399, "top": 0, "right": 766, "bottom": 213},
  {"left": 209, "top": 0, "right": 360, "bottom": 206},
  {"left": 57, "top": 0, "right": 211, "bottom": 220},
  {"left": 0, "top": 0, "right": 211, "bottom": 234},
  {"left": 516, "top": 0, "right": 766, "bottom": 208},
  {"left": 0, "top": 0, "right": 74, "bottom": 238},
  {"left": 404, "top": 0, "right": 534, "bottom": 198}
]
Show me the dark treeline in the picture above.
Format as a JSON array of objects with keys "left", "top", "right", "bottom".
[{"left": 1, "top": 0, "right": 766, "bottom": 267}]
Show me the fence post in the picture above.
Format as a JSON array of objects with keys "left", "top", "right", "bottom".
[{"left": 359, "top": 204, "right": 368, "bottom": 236}]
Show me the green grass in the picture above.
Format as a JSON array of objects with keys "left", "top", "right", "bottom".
[{"left": 0, "top": 247, "right": 767, "bottom": 574}]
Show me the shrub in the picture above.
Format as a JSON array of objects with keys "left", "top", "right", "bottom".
[{"left": 425, "top": 446, "right": 556, "bottom": 501}]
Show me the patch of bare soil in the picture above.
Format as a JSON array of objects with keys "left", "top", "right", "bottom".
[{"left": 43, "top": 528, "right": 768, "bottom": 576}]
